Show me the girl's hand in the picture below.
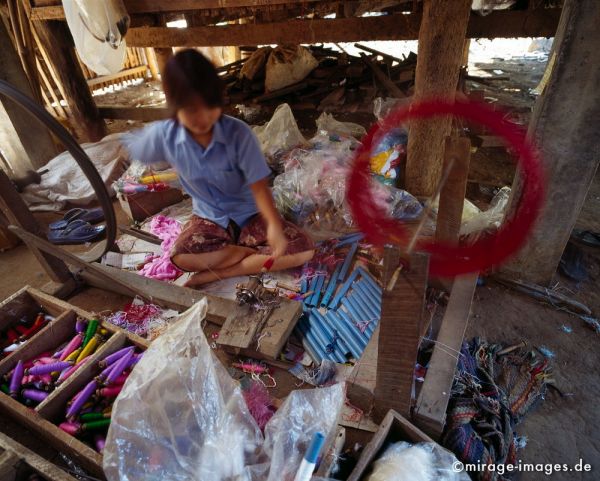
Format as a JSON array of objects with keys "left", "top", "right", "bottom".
[{"left": 267, "top": 223, "right": 288, "bottom": 258}]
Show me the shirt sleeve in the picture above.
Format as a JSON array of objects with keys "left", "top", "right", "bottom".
[
  {"left": 122, "top": 121, "right": 168, "bottom": 166},
  {"left": 236, "top": 123, "right": 272, "bottom": 185}
]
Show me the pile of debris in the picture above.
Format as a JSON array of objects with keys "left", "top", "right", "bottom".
[{"left": 220, "top": 44, "right": 417, "bottom": 110}]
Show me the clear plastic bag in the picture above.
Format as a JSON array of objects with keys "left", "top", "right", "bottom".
[
  {"left": 370, "top": 128, "right": 407, "bottom": 184},
  {"left": 253, "top": 103, "right": 308, "bottom": 167},
  {"left": 273, "top": 132, "right": 422, "bottom": 238},
  {"left": 62, "top": 0, "right": 127, "bottom": 75},
  {"left": 367, "top": 442, "right": 470, "bottom": 481},
  {"left": 373, "top": 97, "right": 410, "bottom": 121},
  {"left": 103, "top": 300, "right": 345, "bottom": 481},
  {"left": 460, "top": 186, "right": 511, "bottom": 236}
]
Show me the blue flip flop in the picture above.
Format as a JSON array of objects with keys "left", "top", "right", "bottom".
[
  {"left": 47, "top": 219, "right": 105, "bottom": 245},
  {"left": 49, "top": 207, "right": 105, "bottom": 230}
]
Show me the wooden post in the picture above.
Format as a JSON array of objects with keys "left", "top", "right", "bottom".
[
  {"left": 405, "top": 0, "right": 471, "bottom": 197},
  {"left": 31, "top": 20, "right": 106, "bottom": 142},
  {"left": 435, "top": 137, "right": 472, "bottom": 245},
  {"left": 144, "top": 47, "right": 160, "bottom": 80},
  {"left": 0, "top": 18, "right": 57, "bottom": 173},
  {"left": 374, "top": 249, "right": 429, "bottom": 421},
  {"left": 0, "top": 169, "right": 72, "bottom": 285},
  {"left": 501, "top": 0, "right": 600, "bottom": 284},
  {"left": 153, "top": 47, "right": 173, "bottom": 77}
]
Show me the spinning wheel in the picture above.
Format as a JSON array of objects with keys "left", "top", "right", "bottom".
[{"left": 0, "top": 79, "right": 116, "bottom": 263}]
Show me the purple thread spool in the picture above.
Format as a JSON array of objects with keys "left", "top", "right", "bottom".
[
  {"left": 9, "top": 360, "right": 24, "bottom": 397},
  {"left": 125, "top": 352, "right": 142, "bottom": 369},
  {"left": 66, "top": 380, "right": 97, "bottom": 419},
  {"left": 28, "top": 361, "right": 71, "bottom": 376},
  {"left": 75, "top": 318, "right": 87, "bottom": 333},
  {"left": 105, "top": 350, "right": 134, "bottom": 385},
  {"left": 99, "top": 346, "right": 134, "bottom": 368},
  {"left": 97, "top": 361, "right": 118, "bottom": 383},
  {"left": 22, "top": 389, "right": 49, "bottom": 403}
]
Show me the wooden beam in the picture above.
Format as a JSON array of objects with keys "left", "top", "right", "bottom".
[
  {"left": 501, "top": 0, "right": 600, "bottom": 284},
  {"left": 87, "top": 65, "right": 148, "bottom": 87},
  {"left": 99, "top": 105, "right": 168, "bottom": 121},
  {"left": 0, "top": 18, "right": 57, "bottom": 172},
  {"left": 123, "top": 10, "right": 560, "bottom": 47},
  {"left": 31, "top": 0, "right": 316, "bottom": 20},
  {"left": 414, "top": 274, "right": 477, "bottom": 438},
  {"left": 0, "top": 171, "right": 72, "bottom": 284},
  {"left": 31, "top": 20, "right": 106, "bottom": 142},
  {"left": 405, "top": 0, "right": 472, "bottom": 197},
  {"left": 374, "top": 249, "right": 428, "bottom": 421}
]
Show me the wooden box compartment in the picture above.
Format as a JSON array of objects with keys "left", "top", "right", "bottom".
[
  {"left": 0, "top": 287, "right": 70, "bottom": 362},
  {"left": 347, "top": 410, "right": 435, "bottom": 481},
  {"left": 0, "top": 431, "right": 77, "bottom": 481},
  {"left": 0, "top": 287, "right": 148, "bottom": 479}
]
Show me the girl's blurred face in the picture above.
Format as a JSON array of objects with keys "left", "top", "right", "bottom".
[{"left": 177, "top": 97, "right": 222, "bottom": 136}]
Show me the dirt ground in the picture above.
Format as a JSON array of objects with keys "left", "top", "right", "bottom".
[{"left": 1, "top": 44, "right": 599, "bottom": 479}]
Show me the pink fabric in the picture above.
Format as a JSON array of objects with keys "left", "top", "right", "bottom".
[{"left": 139, "top": 215, "right": 183, "bottom": 281}]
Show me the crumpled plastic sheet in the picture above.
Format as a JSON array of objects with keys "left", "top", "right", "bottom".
[
  {"left": 460, "top": 186, "right": 511, "bottom": 236},
  {"left": 21, "top": 133, "right": 128, "bottom": 212},
  {"left": 316, "top": 112, "right": 366, "bottom": 139},
  {"left": 273, "top": 132, "right": 422, "bottom": 238},
  {"left": 471, "top": 0, "right": 515, "bottom": 16},
  {"left": 103, "top": 300, "right": 344, "bottom": 481},
  {"left": 253, "top": 103, "right": 308, "bottom": 162},
  {"left": 367, "top": 441, "right": 470, "bottom": 481}
]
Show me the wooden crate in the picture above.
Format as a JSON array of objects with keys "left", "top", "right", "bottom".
[
  {"left": 0, "top": 287, "right": 148, "bottom": 479},
  {"left": 347, "top": 409, "right": 435, "bottom": 481},
  {"left": 0, "top": 431, "right": 78, "bottom": 481},
  {"left": 117, "top": 188, "right": 184, "bottom": 222}
]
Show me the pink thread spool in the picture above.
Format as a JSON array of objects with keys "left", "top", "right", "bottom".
[
  {"left": 98, "top": 385, "right": 123, "bottom": 398},
  {"left": 59, "top": 421, "right": 81, "bottom": 436},
  {"left": 94, "top": 434, "right": 106, "bottom": 453},
  {"left": 59, "top": 333, "right": 83, "bottom": 361}
]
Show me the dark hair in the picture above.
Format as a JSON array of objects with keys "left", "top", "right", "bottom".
[{"left": 163, "top": 49, "right": 225, "bottom": 112}]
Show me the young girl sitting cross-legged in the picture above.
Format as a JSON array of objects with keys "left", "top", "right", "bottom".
[{"left": 124, "top": 49, "right": 315, "bottom": 287}]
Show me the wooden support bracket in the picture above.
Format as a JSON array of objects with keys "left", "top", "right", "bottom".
[{"left": 413, "top": 273, "right": 477, "bottom": 438}]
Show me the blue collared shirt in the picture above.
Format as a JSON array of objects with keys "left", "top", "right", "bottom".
[{"left": 124, "top": 115, "right": 271, "bottom": 228}]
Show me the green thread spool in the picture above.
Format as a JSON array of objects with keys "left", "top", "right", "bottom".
[
  {"left": 83, "top": 319, "right": 99, "bottom": 347},
  {"left": 83, "top": 419, "right": 111, "bottom": 431}
]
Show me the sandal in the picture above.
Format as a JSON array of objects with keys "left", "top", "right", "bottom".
[
  {"left": 47, "top": 219, "right": 105, "bottom": 245},
  {"left": 49, "top": 207, "right": 105, "bottom": 230}
]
